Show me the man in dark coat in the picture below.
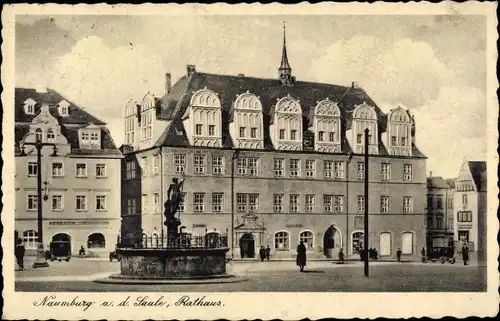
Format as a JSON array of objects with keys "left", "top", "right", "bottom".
[
  {"left": 296, "top": 241, "right": 307, "bottom": 272},
  {"left": 265, "top": 245, "right": 271, "bottom": 261},
  {"left": 462, "top": 244, "right": 469, "bottom": 266},
  {"left": 338, "top": 248, "right": 345, "bottom": 264},
  {"left": 396, "top": 248, "right": 402, "bottom": 262},
  {"left": 373, "top": 247, "right": 378, "bottom": 260},
  {"left": 15, "top": 238, "right": 25, "bottom": 270},
  {"left": 259, "top": 246, "right": 266, "bottom": 262}
]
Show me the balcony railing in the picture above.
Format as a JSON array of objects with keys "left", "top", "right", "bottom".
[{"left": 117, "top": 230, "right": 229, "bottom": 249}]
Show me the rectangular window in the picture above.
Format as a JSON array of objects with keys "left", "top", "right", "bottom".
[
  {"left": 334, "top": 161, "right": 344, "bottom": 179},
  {"left": 403, "top": 164, "right": 412, "bottom": 182},
  {"left": 141, "top": 157, "right": 148, "bottom": 176},
  {"left": 318, "top": 131, "right": 325, "bottom": 141},
  {"left": 462, "top": 194, "right": 468, "bottom": 205},
  {"left": 323, "top": 160, "right": 333, "bottom": 179},
  {"left": 274, "top": 158, "right": 284, "bottom": 177},
  {"left": 401, "top": 137, "right": 406, "bottom": 146},
  {"left": 153, "top": 193, "right": 160, "bottom": 212},
  {"left": 458, "top": 231, "right": 469, "bottom": 242},
  {"left": 237, "top": 193, "right": 247, "bottom": 213},
  {"left": 391, "top": 136, "right": 397, "bottom": 145},
  {"left": 305, "top": 160, "right": 315, "bottom": 178},
  {"left": 126, "top": 199, "right": 137, "bottom": 215},
  {"left": 356, "top": 134, "right": 362, "bottom": 144},
  {"left": 194, "top": 154, "right": 206, "bottom": 175},
  {"left": 403, "top": 197, "right": 413, "bottom": 214},
  {"left": 381, "top": 163, "right": 391, "bottom": 181},
  {"left": 52, "top": 195, "right": 63, "bottom": 211},
  {"left": 305, "top": 195, "right": 315, "bottom": 213},
  {"left": 27, "top": 195, "right": 38, "bottom": 210},
  {"left": 174, "top": 154, "right": 186, "bottom": 174},
  {"left": 357, "top": 162, "right": 365, "bottom": 180},
  {"left": 329, "top": 132, "right": 335, "bottom": 142},
  {"left": 447, "top": 197, "right": 453, "bottom": 209},
  {"left": 212, "top": 155, "right": 224, "bottom": 175},
  {"left": 251, "top": 128, "right": 257, "bottom": 138},
  {"left": 76, "top": 195, "right": 87, "bottom": 211},
  {"left": 28, "top": 161, "right": 38, "bottom": 176},
  {"left": 273, "top": 194, "right": 284, "bottom": 213},
  {"left": 290, "top": 129, "right": 297, "bottom": 140},
  {"left": 141, "top": 194, "right": 148, "bottom": 213},
  {"left": 357, "top": 195, "right": 365, "bottom": 213},
  {"left": 248, "top": 158, "right": 259, "bottom": 176},
  {"left": 96, "top": 195, "right": 107, "bottom": 211},
  {"left": 208, "top": 125, "right": 215, "bottom": 136},
  {"left": 239, "top": 127, "right": 246, "bottom": 138},
  {"left": 126, "top": 161, "right": 137, "bottom": 179},
  {"left": 289, "top": 159, "right": 300, "bottom": 177},
  {"left": 436, "top": 217, "right": 443, "bottom": 229},
  {"left": 153, "top": 155, "right": 160, "bottom": 175},
  {"left": 76, "top": 163, "right": 87, "bottom": 177},
  {"left": 212, "top": 193, "right": 223, "bottom": 213},
  {"left": 427, "top": 195, "right": 433, "bottom": 210},
  {"left": 436, "top": 196, "right": 443, "bottom": 209},
  {"left": 334, "top": 195, "right": 344, "bottom": 213},
  {"left": 193, "top": 193, "right": 205, "bottom": 212},
  {"left": 237, "top": 157, "right": 248, "bottom": 176},
  {"left": 323, "top": 195, "right": 333, "bottom": 213},
  {"left": 52, "top": 162, "right": 64, "bottom": 177},
  {"left": 289, "top": 194, "right": 299, "bottom": 213},
  {"left": 279, "top": 129, "right": 286, "bottom": 139},
  {"left": 457, "top": 211, "right": 472, "bottom": 222},
  {"left": 195, "top": 124, "right": 203, "bottom": 136},
  {"left": 248, "top": 194, "right": 259, "bottom": 213},
  {"left": 96, "top": 164, "right": 106, "bottom": 177},
  {"left": 178, "top": 193, "right": 185, "bottom": 213},
  {"left": 381, "top": 196, "right": 390, "bottom": 213}
]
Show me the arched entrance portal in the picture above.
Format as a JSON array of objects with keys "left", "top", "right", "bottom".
[
  {"left": 52, "top": 233, "right": 71, "bottom": 252},
  {"left": 323, "top": 225, "right": 341, "bottom": 258},
  {"left": 239, "top": 233, "right": 255, "bottom": 259}
]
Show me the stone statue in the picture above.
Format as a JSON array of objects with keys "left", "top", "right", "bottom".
[{"left": 164, "top": 174, "right": 185, "bottom": 240}]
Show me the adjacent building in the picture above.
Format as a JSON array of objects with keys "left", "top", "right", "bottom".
[
  {"left": 453, "top": 158, "right": 487, "bottom": 263},
  {"left": 425, "top": 174, "right": 455, "bottom": 250},
  {"left": 15, "top": 87, "right": 122, "bottom": 257},
  {"left": 120, "top": 27, "right": 427, "bottom": 260}
]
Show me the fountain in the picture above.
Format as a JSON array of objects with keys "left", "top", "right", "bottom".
[{"left": 95, "top": 176, "right": 246, "bottom": 285}]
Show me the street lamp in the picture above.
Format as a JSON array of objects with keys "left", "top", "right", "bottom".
[
  {"left": 363, "top": 128, "right": 370, "bottom": 277},
  {"left": 345, "top": 152, "right": 353, "bottom": 258},
  {"left": 19, "top": 134, "right": 58, "bottom": 268},
  {"left": 230, "top": 149, "right": 240, "bottom": 259}
]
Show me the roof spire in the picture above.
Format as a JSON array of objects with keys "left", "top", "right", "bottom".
[{"left": 278, "top": 21, "right": 293, "bottom": 85}]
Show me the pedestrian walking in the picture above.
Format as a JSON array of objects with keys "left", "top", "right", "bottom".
[
  {"left": 462, "top": 244, "right": 469, "bottom": 266},
  {"left": 359, "top": 246, "right": 364, "bottom": 261},
  {"left": 265, "top": 245, "right": 271, "bottom": 261},
  {"left": 338, "top": 248, "right": 345, "bottom": 264},
  {"left": 420, "top": 247, "right": 426, "bottom": 258},
  {"left": 259, "top": 246, "right": 266, "bottom": 262},
  {"left": 373, "top": 247, "right": 378, "bottom": 260},
  {"left": 15, "top": 238, "right": 25, "bottom": 270},
  {"left": 296, "top": 241, "right": 307, "bottom": 272},
  {"left": 396, "top": 248, "right": 402, "bottom": 262}
]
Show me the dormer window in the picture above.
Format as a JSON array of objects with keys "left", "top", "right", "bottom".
[
  {"left": 47, "top": 129, "right": 56, "bottom": 143},
  {"left": 251, "top": 128, "right": 257, "bottom": 138},
  {"left": 58, "top": 100, "right": 70, "bottom": 116},
  {"left": 79, "top": 124, "right": 101, "bottom": 149},
  {"left": 352, "top": 102, "right": 379, "bottom": 155},
  {"left": 387, "top": 107, "right": 412, "bottom": 156},
  {"left": 24, "top": 98, "right": 37, "bottom": 115},
  {"left": 35, "top": 128, "right": 43, "bottom": 142},
  {"left": 319, "top": 131, "right": 325, "bottom": 141},
  {"left": 229, "top": 91, "right": 264, "bottom": 149},
  {"left": 312, "top": 99, "right": 341, "bottom": 153},
  {"left": 195, "top": 124, "right": 203, "bottom": 136},
  {"left": 185, "top": 88, "right": 222, "bottom": 147},
  {"left": 329, "top": 132, "right": 335, "bottom": 142},
  {"left": 290, "top": 130, "right": 297, "bottom": 140}
]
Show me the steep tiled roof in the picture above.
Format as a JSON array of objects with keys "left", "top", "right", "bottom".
[
  {"left": 427, "top": 176, "right": 448, "bottom": 189},
  {"left": 444, "top": 178, "right": 456, "bottom": 189},
  {"left": 15, "top": 88, "right": 105, "bottom": 125},
  {"left": 468, "top": 161, "right": 487, "bottom": 192},
  {"left": 15, "top": 88, "right": 121, "bottom": 156}
]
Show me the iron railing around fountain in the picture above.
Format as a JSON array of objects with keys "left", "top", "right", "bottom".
[{"left": 117, "top": 229, "right": 229, "bottom": 249}]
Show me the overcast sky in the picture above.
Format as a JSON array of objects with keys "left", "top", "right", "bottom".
[{"left": 15, "top": 15, "right": 487, "bottom": 178}]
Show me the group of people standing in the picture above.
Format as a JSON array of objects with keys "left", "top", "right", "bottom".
[
  {"left": 259, "top": 245, "right": 271, "bottom": 262},
  {"left": 356, "top": 246, "right": 379, "bottom": 261}
]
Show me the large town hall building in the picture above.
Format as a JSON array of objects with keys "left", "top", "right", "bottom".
[{"left": 120, "top": 27, "right": 427, "bottom": 260}]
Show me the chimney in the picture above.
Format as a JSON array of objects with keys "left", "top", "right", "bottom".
[
  {"left": 187, "top": 64, "right": 196, "bottom": 77},
  {"left": 165, "top": 73, "right": 172, "bottom": 94},
  {"left": 237, "top": 73, "right": 245, "bottom": 77},
  {"left": 351, "top": 81, "right": 359, "bottom": 89}
]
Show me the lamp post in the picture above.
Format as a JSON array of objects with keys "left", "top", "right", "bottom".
[
  {"left": 363, "top": 128, "right": 370, "bottom": 277},
  {"left": 154, "top": 147, "right": 164, "bottom": 247},
  {"left": 345, "top": 152, "right": 353, "bottom": 257},
  {"left": 19, "top": 135, "right": 58, "bottom": 268},
  {"left": 230, "top": 149, "right": 240, "bottom": 259}
]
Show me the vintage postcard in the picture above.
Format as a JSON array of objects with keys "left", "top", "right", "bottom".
[{"left": 2, "top": 2, "right": 499, "bottom": 320}]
